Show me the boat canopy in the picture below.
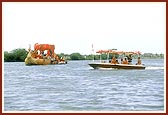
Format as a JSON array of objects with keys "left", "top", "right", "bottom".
[
  {"left": 96, "top": 49, "right": 141, "bottom": 55},
  {"left": 34, "top": 43, "right": 55, "bottom": 52}
]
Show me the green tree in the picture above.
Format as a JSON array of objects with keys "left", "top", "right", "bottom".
[
  {"left": 4, "top": 48, "right": 28, "bottom": 62},
  {"left": 160, "top": 53, "right": 164, "bottom": 58},
  {"left": 101, "top": 54, "right": 107, "bottom": 60},
  {"left": 85, "top": 54, "right": 94, "bottom": 60},
  {"left": 12, "top": 48, "right": 28, "bottom": 61},
  {"left": 4, "top": 51, "right": 14, "bottom": 62},
  {"left": 70, "top": 53, "right": 85, "bottom": 60}
]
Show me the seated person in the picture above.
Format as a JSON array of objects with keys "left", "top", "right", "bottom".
[
  {"left": 121, "top": 58, "right": 123, "bottom": 64},
  {"left": 116, "top": 59, "right": 119, "bottom": 64},
  {"left": 127, "top": 54, "right": 132, "bottom": 64},
  {"left": 111, "top": 57, "right": 117, "bottom": 64},
  {"left": 36, "top": 54, "right": 41, "bottom": 59},
  {"left": 101, "top": 60, "right": 106, "bottom": 63},
  {"left": 60, "top": 57, "right": 65, "bottom": 62},
  {"left": 40, "top": 51, "right": 45, "bottom": 59},
  {"left": 30, "top": 50, "right": 36, "bottom": 58},
  {"left": 136, "top": 57, "right": 142, "bottom": 65},
  {"left": 122, "top": 58, "right": 128, "bottom": 64}
]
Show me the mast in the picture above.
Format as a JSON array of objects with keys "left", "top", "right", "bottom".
[
  {"left": 107, "top": 52, "right": 109, "bottom": 62},
  {"left": 28, "top": 44, "right": 31, "bottom": 51},
  {"left": 92, "top": 44, "right": 94, "bottom": 62},
  {"left": 100, "top": 53, "right": 102, "bottom": 63}
]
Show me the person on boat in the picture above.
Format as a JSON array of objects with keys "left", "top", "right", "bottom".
[
  {"left": 60, "top": 57, "right": 66, "bottom": 63},
  {"left": 122, "top": 57, "right": 128, "bottom": 64},
  {"left": 116, "top": 59, "right": 119, "bottom": 64},
  {"left": 111, "top": 57, "right": 117, "bottom": 64},
  {"left": 41, "top": 51, "right": 44, "bottom": 57},
  {"left": 41, "top": 51, "right": 48, "bottom": 59},
  {"left": 121, "top": 58, "right": 123, "bottom": 64},
  {"left": 136, "top": 57, "right": 142, "bottom": 65},
  {"left": 30, "top": 50, "right": 36, "bottom": 58},
  {"left": 36, "top": 52, "right": 41, "bottom": 59},
  {"left": 47, "top": 49, "right": 53, "bottom": 58},
  {"left": 127, "top": 54, "right": 132, "bottom": 65},
  {"left": 32, "top": 50, "right": 38, "bottom": 58}
]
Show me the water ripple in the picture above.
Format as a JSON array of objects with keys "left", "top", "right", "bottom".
[{"left": 4, "top": 59, "right": 164, "bottom": 111}]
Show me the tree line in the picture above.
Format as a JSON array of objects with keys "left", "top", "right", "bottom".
[
  {"left": 4, "top": 49, "right": 28, "bottom": 62},
  {"left": 4, "top": 48, "right": 164, "bottom": 62}
]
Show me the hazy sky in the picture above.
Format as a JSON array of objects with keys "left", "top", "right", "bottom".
[{"left": 3, "top": 2, "right": 166, "bottom": 54}]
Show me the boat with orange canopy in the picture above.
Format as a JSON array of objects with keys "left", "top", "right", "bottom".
[
  {"left": 25, "top": 43, "right": 67, "bottom": 65},
  {"left": 89, "top": 49, "right": 145, "bottom": 69}
]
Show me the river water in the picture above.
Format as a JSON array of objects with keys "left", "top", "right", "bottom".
[{"left": 3, "top": 59, "right": 165, "bottom": 112}]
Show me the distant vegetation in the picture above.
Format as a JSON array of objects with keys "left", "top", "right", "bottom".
[
  {"left": 4, "top": 48, "right": 28, "bottom": 62},
  {"left": 4, "top": 48, "right": 164, "bottom": 62}
]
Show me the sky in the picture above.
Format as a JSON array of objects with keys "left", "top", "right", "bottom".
[{"left": 2, "top": 2, "right": 166, "bottom": 55}]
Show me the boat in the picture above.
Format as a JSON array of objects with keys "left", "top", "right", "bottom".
[
  {"left": 25, "top": 43, "right": 67, "bottom": 65},
  {"left": 88, "top": 49, "right": 146, "bottom": 69},
  {"left": 89, "top": 63, "right": 145, "bottom": 69}
]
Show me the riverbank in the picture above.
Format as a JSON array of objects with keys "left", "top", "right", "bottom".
[{"left": 4, "top": 48, "right": 164, "bottom": 62}]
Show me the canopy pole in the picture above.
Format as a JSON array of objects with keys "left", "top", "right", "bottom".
[
  {"left": 28, "top": 44, "right": 31, "bottom": 51},
  {"left": 92, "top": 54, "right": 94, "bottom": 62},
  {"left": 107, "top": 53, "right": 109, "bottom": 63},
  {"left": 92, "top": 43, "right": 94, "bottom": 62}
]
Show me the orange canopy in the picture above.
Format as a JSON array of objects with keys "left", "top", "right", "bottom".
[
  {"left": 96, "top": 49, "right": 141, "bottom": 55},
  {"left": 96, "top": 50, "right": 109, "bottom": 53},
  {"left": 34, "top": 43, "right": 55, "bottom": 52}
]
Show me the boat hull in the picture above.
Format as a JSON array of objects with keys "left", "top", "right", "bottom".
[
  {"left": 25, "top": 57, "right": 51, "bottom": 65},
  {"left": 24, "top": 51, "right": 67, "bottom": 65},
  {"left": 25, "top": 57, "right": 67, "bottom": 65},
  {"left": 89, "top": 63, "right": 145, "bottom": 69}
]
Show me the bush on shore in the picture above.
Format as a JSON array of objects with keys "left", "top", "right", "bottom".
[{"left": 4, "top": 48, "right": 164, "bottom": 62}]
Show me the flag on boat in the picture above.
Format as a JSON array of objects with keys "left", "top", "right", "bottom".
[{"left": 92, "top": 44, "right": 94, "bottom": 52}]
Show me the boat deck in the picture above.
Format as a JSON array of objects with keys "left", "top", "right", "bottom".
[{"left": 89, "top": 63, "right": 146, "bottom": 69}]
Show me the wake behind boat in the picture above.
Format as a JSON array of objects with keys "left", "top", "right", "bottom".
[{"left": 89, "top": 49, "right": 146, "bottom": 70}]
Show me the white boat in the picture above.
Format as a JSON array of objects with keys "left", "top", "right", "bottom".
[
  {"left": 88, "top": 49, "right": 145, "bottom": 70},
  {"left": 89, "top": 63, "right": 145, "bottom": 69}
]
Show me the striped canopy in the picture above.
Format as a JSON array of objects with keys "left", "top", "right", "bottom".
[{"left": 96, "top": 50, "right": 141, "bottom": 55}]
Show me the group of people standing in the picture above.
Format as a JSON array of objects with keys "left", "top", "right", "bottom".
[{"left": 110, "top": 55, "right": 142, "bottom": 65}]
